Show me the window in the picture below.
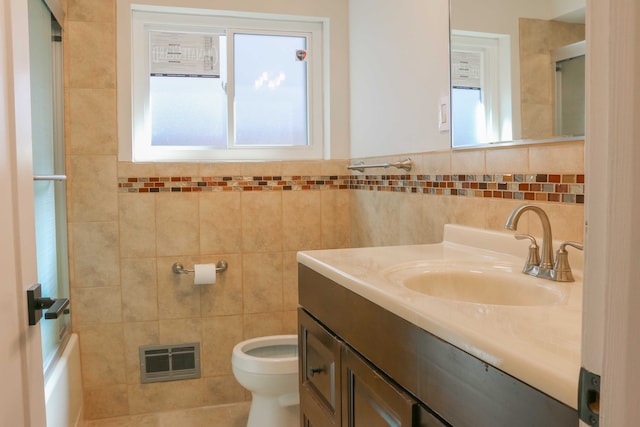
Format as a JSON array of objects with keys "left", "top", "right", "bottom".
[
  {"left": 120, "top": 6, "right": 325, "bottom": 161},
  {"left": 451, "top": 32, "right": 511, "bottom": 147}
]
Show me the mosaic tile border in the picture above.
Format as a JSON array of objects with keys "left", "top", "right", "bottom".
[
  {"left": 351, "top": 173, "right": 585, "bottom": 204},
  {"left": 118, "top": 173, "right": 585, "bottom": 204},
  {"left": 118, "top": 175, "right": 351, "bottom": 193}
]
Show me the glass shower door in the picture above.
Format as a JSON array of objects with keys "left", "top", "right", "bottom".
[{"left": 28, "top": 0, "right": 70, "bottom": 373}]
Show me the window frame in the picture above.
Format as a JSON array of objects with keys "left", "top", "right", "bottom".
[{"left": 118, "top": 4, "right": 326, "bottom": 162}]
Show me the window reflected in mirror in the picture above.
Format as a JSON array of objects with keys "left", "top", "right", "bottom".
[{"left": 451, "top": 0, "right": 586, "bottom": 148}]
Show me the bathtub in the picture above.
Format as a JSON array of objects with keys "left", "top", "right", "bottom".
[{"left": 45, "top": 334, "right": 84, "bottom": 427}]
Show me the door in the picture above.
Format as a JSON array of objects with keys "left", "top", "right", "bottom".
[
  {"left": 341, "top": 346, "right": 418, "bottom": 427},
  {"left": 1, "top": 0, "right": 47, "bottom": 425},
  {"left": 583, "top": 0, "right": 640, "bottom": 425}
]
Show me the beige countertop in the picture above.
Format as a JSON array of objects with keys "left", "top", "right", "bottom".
[{"left": 297, "top": 225, "right": 582, "bottom": 409}]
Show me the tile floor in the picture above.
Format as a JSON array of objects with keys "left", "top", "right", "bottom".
[{"left": 83, "top": 402, "right": 250, "bottom": 427}]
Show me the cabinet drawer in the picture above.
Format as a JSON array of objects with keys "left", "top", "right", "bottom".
[{"left": 299, "top": 308, "right": 342, "bottom": 424}]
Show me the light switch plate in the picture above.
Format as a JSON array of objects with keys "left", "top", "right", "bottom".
[{"left": 439, "top": 95, "right": 450, "bottom": 132}]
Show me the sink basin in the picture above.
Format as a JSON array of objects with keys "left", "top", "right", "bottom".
[{"left": 385, "top": 263, "right": 568, "bottom": 306}]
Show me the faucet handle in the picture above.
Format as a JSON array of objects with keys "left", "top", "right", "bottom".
[
  {"left": 560, "top": 241, "right": 584, "bottom": 252},
  {"left": 553, "top": 241, "right": 584, "bottom": 282},
  {"left": 515, "top": 234, "right": 541, "bottom": 272}
]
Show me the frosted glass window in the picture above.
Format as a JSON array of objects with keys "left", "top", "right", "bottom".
[
  {"left": 452, "top": 87, "right": 486, "bottom": 146},
  {"left": 126, "top": 8, "right": 324, "bottom": 161},
  {"left": 150, "top": 76, "right": 228, "bottom": 147},
  {"left": 233, "top": 34, "right": 308, "bottom": 146}
]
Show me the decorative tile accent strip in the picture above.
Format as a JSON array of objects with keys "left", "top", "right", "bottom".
[
  {"left": 119, "top": 173, "right": 584, "bottom": 204},
  {"left": 349, "top": 173, "right": 585, "bottom": 204},
  {"left": 118, "top": 175, "right": 352, "bottom": 193}
]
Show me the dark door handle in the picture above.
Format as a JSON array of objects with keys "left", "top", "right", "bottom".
[
  {"left": 43, "top": 297, "right": 70, "bottom": 319},
  {"left": 27, "top": 283, "right": 70, "bottom": 326}
]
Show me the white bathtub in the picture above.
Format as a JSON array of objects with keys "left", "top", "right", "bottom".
[{"left": 45, "top": 334, "right": 84, "bottom": 427}]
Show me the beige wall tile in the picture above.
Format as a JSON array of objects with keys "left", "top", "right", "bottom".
[
  {"left": 350, "top": 191, "right": 378, "bottom": 248},
  {"left": 282, "top": 310, "right": 298, "bottom": 335},
  {"left": 68, "top": 88, "right": 117, "bottom": 155},
  {"left": 529, "top": 141, "right": 584, "bottom": 173},
  {"left": 123, "top": 321, "right": 159, "bottom": 385},
  {"left": 117, "top": 161, "right": 156, "bottom": 178},
  {"left": 121, "top": 258, "right": 158, "bottom": 322},
  {"left": 199, "top": 162, "right": 243, "bottom": 177},
  {"left": 243, "top": 312, "right": 284, "bottom": 339},
  {"left": 203, "top": 376, "right": 246, "bottom": 406},
  {"left": 200, "top": 254, "right": 243, "bottom": 317},
  {"left": 83, "top": 385, "right": 129, "bottom": 420},
  {"left": 241, "top": 161, "right": 282, "bottom": 177},
  {"left": 241, "top": 191, "right": 282, "bottom": 253},
  {"left": 321, "top": 159, "right": 349, "bottom": 176},
  {"left": 158, "top": 318, "right": 202, "bottom": 345},
  {"left": 396, "top": 192, "right": 427, "bottom": 245},
  {"left": 451, "top": 149, "right": 485, "bottom": 173},
  {"left": 69, "top": 155, "right": 118, "bottom": 222},
  {"left": 77, "top": 323, "right": 126, "bottom": 388},
  {"left": 531, "top": 203, "right": 585, "bottom": 243},
  {"left": 486, "top": 147, "right": 529, "bottom": 173},
  {"left": 156, "top": 257, "right": 201, "bottom": 319},
  {"left": 447, "top": 196, "right": 489, "bottom": 230},
  {"left": 67, "top": 22, "right": 115, "bottom": 89},
  {"left": 67, "top": 0, "right": 115, "bottom": 22},
  {"left": 282, "top": 251, "right": 298, "bottom": 311},
  {"left": 119, "top": 194, "right": 156, "bottom": 258},
  {"left": 71, "top": 221, "right": 120, "bottom": 287},
  {"left": 281, "top": 161, "right": 323, "bottom": 176},
  {"left": 201, "top": 315, "right": 243, "bottom": 376},
  {"left": 155, "top": 193, "right": 199, "bottom": 257},
  {"left": 154, "top": 163, "right": 199, "bottom": 177},
  {"left": 421, "top": 195, "right": 450, "bottom": 243},
  {"left": 282, "top": 191, "right": 322, "bottom": 251},
  {"left": 485, "top": 199, "right": 527, "bottom": 233},
  {"left": 422, "top": 151, "right": 451, "bottom": 174},
  {"left": 71, "top": 286, "right": 122, "bottom": 325},
  {"left": 242, "top": 252, "right": 283, "bottom": 314},
  {"left": 321, "top": 189, "right": 351, "bottom": 249},
  {"left": 127, "top": 380, "right": 207, "bottom": 415},
  {"left": 200, "top": 192, "right": 242, "bottom": 255}
]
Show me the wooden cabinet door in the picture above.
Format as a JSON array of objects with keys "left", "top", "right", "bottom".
[
  {"left": 299, "top": 309, "right": 342, "bottom": 426},
  {"left": 341, "top": 346, "right": 419, "bottom": 427}
]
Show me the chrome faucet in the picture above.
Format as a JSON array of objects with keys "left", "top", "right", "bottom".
[{"left": 504, "top": 204, "right": 583, "bottom": 281}]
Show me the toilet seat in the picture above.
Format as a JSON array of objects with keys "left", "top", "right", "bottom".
[{"left": 232, "top": 335, "right": 298, "bottom": 375}]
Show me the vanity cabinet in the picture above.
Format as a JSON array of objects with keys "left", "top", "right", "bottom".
[
  {"left": 299, "top": 308, "right": 446, "bottom": 427},
  {"left": 298, "top": 264, "right": 578, "bottom": 427}
]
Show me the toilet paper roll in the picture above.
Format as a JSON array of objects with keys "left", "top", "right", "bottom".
[{"left": 193, "top": 263, "right": 216, "bottom": 285}]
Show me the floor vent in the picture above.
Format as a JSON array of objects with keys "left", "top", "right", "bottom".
[{"left": 139, "top": 343, "right": 200, "bottom": 384}]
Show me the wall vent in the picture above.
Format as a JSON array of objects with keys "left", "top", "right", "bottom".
[{"left": 139, "top": 343, "right": 200, "bottom": 384}]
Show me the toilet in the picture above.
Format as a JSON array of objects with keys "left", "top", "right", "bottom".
[{"left": 231, "top": 335, "right": 299, "bottom": 427}]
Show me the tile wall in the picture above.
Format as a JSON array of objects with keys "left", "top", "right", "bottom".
[
  {"left": 64, "top": 1, "right": 350, "bottom": 420},
  {"left": 350, "top": 141, "right": 585, "bottom": 248}
]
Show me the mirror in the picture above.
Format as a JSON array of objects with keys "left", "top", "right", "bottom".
[{"left": 450, "top": 0, "right": 586, "bottom": 148}]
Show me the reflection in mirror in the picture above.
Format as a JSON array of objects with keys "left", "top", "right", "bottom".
[{"left": 450, "top": 0, "right": 586, "bottom": 148}]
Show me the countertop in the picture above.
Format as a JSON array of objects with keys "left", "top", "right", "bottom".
[{"left": 297, "top": 225, "right": 582, "bottom": 409}]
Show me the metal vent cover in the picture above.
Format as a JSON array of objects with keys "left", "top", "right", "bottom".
[{"left": 139, "top": 342, "right": 200, "bottom": 384}]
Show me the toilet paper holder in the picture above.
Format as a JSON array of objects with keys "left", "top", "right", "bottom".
[{"left": 172, "top": 260, "right": 228, "bottom": 275}]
